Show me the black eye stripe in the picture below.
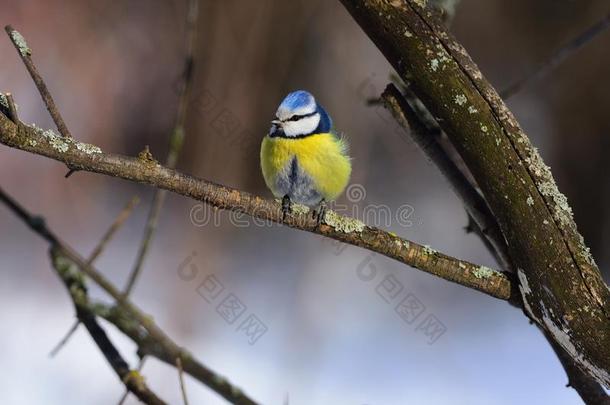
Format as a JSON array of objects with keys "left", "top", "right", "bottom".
[{"left": 285, "top": 111, "right": 317, "bottom": 122}]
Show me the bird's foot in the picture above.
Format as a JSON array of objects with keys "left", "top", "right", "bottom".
[
  {"left": 282, "top": 195, "right": 292, "bottom": 221},
  {"left": 313, "top": 199, "right": 327, "bottom": 226}
]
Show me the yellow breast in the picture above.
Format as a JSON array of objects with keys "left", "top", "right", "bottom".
[{"left": 260, "top": 133, "right": 352, "bottom": 202}]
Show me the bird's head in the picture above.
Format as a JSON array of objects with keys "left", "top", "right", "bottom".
[{"left": 269, "top": 90, "right": 332, "bottom": 138}]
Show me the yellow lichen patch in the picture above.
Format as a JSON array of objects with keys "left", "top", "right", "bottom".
[
  {"left": 76, "top": 142, "right": 102, "bottom": 155},
  {"left": 291, "top": 203, "right": 310, "bottom": 215},
  {"left": 454, "top": 94, "right": 467, "bottom": 106},
  {"left": 123, "top": 370, "right": 146, "bottom": 391},
  {"left": 473, "top": 265, "right": 495, "bottom": 279},
  {"left": 10, "top": 29, "right": 31, "bottom": 56},
  {"left": 0, "top": 93, "right": 8, "bottom": 109},
  {"left": 323, "top": 210, "right": 365, "bottom": 234}
]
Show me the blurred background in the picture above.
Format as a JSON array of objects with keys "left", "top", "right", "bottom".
[{"left": 1, "top": 0, "right": 609, "bottom": 404}]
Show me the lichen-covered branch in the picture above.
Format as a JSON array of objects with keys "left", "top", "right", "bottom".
[
  {"left": 0, "top": 186, "right": 259, "bottom": 405},
  {"left": 5, "top": 26, "right": 73, "bottom": 139},
  {"left": 0, "top": 112, "right": 512, "bottom": 300},
  {"left": 50, "top": 249, "right": 167, "bottom": 405},
  {"left": 338, "top": 0, "right": 610, "bottom": 391},
  {"left": 50, "top": 195, "right": 141, "bottom": 357},
  {"left": 91, "top": 302, "right": 257, "bottom": 405},
  {"left": 382, "top": 84, "right": 514, "bottom": 274}
]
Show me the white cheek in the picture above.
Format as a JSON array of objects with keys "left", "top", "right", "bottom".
[
  {"left": 277, "top": 100, "right": 316, "bottom": 121},
  {"left": 283, "top": 114, "right": 321, "bottom": 137}
]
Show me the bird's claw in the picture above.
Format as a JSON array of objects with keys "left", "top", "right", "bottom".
[
  {"left": 313, "top": 200, "right": 327, "bottom": 226},
  {"left": 282, "top": 195, "right": 292, "bottom": 221}
]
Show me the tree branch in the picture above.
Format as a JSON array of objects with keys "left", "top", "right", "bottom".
[
  {"left": 50, "top": 248, "right": 167, "bottom": 405},
  {"left": 381, "top": 83, "right": 514, "bottom": 275},
  {"left": 0, "top": 113, "right": 513, "bottom": 300},
  {"left": 5, "top": 26, "right": 72, "bottom": 139},
  {"left": 338, "top": 0, "right": 610, "bottom": 395},
  {"left": 49, "top": 195, "right": 140, "bottom": 357},
  {"left": 0, "top": 185, "right": 259, "bottom": 405},
  {"left": 89, "top": 196, "right": 140, "bottom": 264}
]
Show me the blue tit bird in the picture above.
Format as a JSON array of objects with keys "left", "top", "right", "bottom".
[{"left": 260, "top": 90, "right": 352, "bottom": 222}]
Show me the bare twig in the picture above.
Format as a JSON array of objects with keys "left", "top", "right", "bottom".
[
  {"left": 48, "top": 320, "right": 80, "bottom": 357},
  {"left": 501, "top": 11, "right": 610, "bottom": 99},
  {"left": 0, "top": 117, "right": 514, "bottom": 300},
  {"left": 0, "top": 185, "right": 259, "bottom": 405},
  {"left": 124, "top": 0, "right": 200, "bottom": 296},
  {"left": 50, "top": 249, "right": 167, "bottom": 405},
  {"left": 5, "top": 26, "right": 72, "bottom": 138},
  {"left": 176, "top": 357, "right": 190, "bottom": 405},
  {"left": 5, "top": 93, "right": 18, "bottom": 123},
  {"left": 88, "top": 196, "right": 140, "bottom": 264},
  {"left": 49, "top": 195, "right": 140, "bottom": 357},
  {"left": 92, "top": 302, "right": 258, "bottom": 405}
]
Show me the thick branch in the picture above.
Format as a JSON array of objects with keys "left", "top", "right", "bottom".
[
  {"left": 0, "top": 113, "right": 513, "bottom": 300},
  {"left": 338, "top": 0, "right": 610, "bottom": 392}
]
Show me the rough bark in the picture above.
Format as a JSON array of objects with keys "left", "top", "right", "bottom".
[{"left": 339, "top": 0, "right": 610, "bottom": 388}]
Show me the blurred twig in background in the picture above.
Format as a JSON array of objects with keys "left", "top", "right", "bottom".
[
  {"left": 49, "top": 196, "right": 140, "bottom": 358},
  {"left": 1, "top": 1, "right": 609, "bottom": 404},
  {"left": 50, "top": 249, "right": 168, "bottom": 405},
  {"left": 124, "top": 0, "right": 200, "bottom": 297},
  {"left": 0, "top": 185, "right": 259, "bottom": 405},
  {"left": 501, "top": 11, "right": 610, "bottom": 99}
]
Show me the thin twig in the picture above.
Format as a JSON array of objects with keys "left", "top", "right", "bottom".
[
  {"left": 48, "top": 320, "right": 80, "bottom": 357},
  {"left": 48, "top": 195, "right": 140, "bottom": 357},
  {"left": 0, "top": 185, "right": 259, "bottom": 405},
  {"left": 0, "top": 118, "right": 514, "bottom": 300},
  {"left": 50, "top": 249, "right": 167, "bottom": 405},
  {"left": 124, "top": 0, "right": 200, "bottom": 296},
  {"left": 4, "top": 26, "right": 72, "bottom": 138},
  {"left": 501, "top": 11, "right": 610, "bottom": 99},
  {"left": 176, "top": 357, "right": 190, "bottom": 405},
  {"left": 88, "top": 196, "right": 140, "bottom": 264},
  {"left": 5, "top": 93, "right": 19, "bottom": 123},
  {"left": 93, "top": 301, "right": 258, "bottom": 405}
]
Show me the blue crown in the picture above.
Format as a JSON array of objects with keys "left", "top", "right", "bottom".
[
  {"left": 279, "top": 90, "right": 316, "bottom": 113},
  {"left": 272, "top": 90, "right": 333, "bottom": 136}
]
